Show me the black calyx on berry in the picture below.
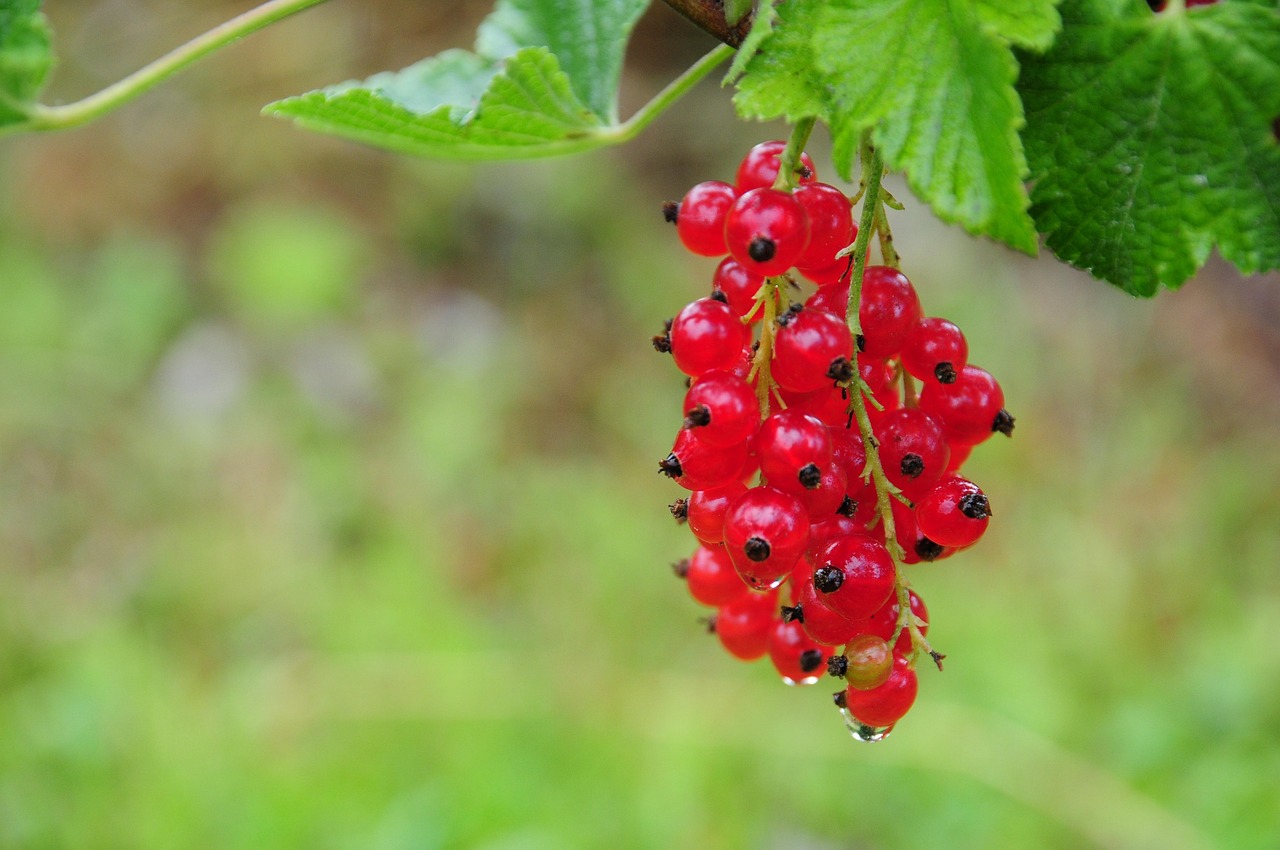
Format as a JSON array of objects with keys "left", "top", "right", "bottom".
[
  {"left": 780, "top": 604, "right": 804, "bottom": 624},
  {"left": 855, "top": 334, "right": 866, "bottom": 353},
  {"left": 827, "top": 654, "right": 849, "bottom": 678},
  {"left": 702, "top": 615, "right": 717, "bottom": 634},
  {"left": 683, "top": 404, "right": 712, "bottom": 429},
  {"left": 826, "top": 356, "right": 855, "bottom": 383},
  {"left": 959, "top": 492, "right": 991, "bottom": 520},
  {"left": 798, "top": 463, "right": 822, "bottom": 489},
  {"left": 748, "top": 236, "right": 777, "bottom": 263},
  {"left": 669, "top": 498, "right": 689, "bottom": 522},
  {"left": 662, "top": 201, "right": 679, "bottom": 224},
  {"left": 652, "top": 318, "right": 672, "bottom": 353},
  {"left": 900, "top": 452, "right": 925, "bottom": 479},
  {"left": 813, "top": 566, "right": 844, "bottom": 593},
  {"left": 658, "top": 453, "right": 683, "bottom": 479},
  {"left": 832, "top": 690, "right": 848, "bottom": 709},
  {"left": 671, "top": 558, "right": 690, "bottom": 578},
  {"left": 799, "top": 649, "right": 825, "bottom": 673},
  {"left": 837, "top": 495, "right": 858, "bottom": 518},
  {"left": 915, "top": 537, "right": 945, "bottom": 562},
  {"left": 993, "top": 408, "right": 1016, "bottom": 436},
  {"left": 708, "top": 289, "right": 729, "bottom": 304},
  {"left": 935, "top": 361, "right": 958, "bottom": 384},
  {"left": 776, "top": 303, "right": 803, "bottom": 328},
  {"left": 743, "top": 536, "right": 772, "bottom": 562}
]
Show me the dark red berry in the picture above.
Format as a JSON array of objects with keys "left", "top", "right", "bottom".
[
  {"left": 915, "top": 476, "right": 990, "bottom": 547},
  {"left": 735, "top": 140, "right": 818, "bottom": 193},
  {"left": 669, "top": 298, "right": 751, "bottom": 378},
  {"left": 768, "top": 619, "right": 833, "bottom": 684},
  {"left": 843, "top": 656, "right": 917, "bottom": 727},
  {"left": 683, "top": 370, "right": 757, "bottom": 448},
  {"left": 722, "top": 487, "right": 811, "bottom": 589},
  {"left": 918, "top": 364, "right": 1006, "bottom": 446},
  {"left": 685, "top": 544, "right": 751, "bottom": 606},
  {"left": 810, "top": 533, "right": 896, "bottom": 620},
  {"left": 859, "top": 266, "right": 922, "bottom": 359},
  {"left": 794, "top": 183, "right": 855, "bottom": 269},
  {"left": 873, "top": 408, "right": 950, "bottom": 501},
  {"left": 901, "top": 318, "right": 968, "bottom": 385},
  {"left": 712, "top": 257, "right": 769, "bottom": 323},
  {"left": 662, "top": 428, "right": 749, "bottom": 491},
  {"left": 772, "top": 306, "right": 856, "bottom": 394},
  {"left": 865, "top": 589, "right": 928, "bottom": 656},
  {"left": 687, "top": 481, "right": 748, "bottom": 547},
  {"left": 756, "top": 410, "right": 834, "bottom": 491},
  {"left": 724, "top": 188, "right": 811, "bottom": 277},
  {"left": 675, "top": 181, "right": 737, "bottom": 256},
  {"left": 715, "top": 589, "right": 778, "bottom": 660},
  {"left": 792, "top": 576, "right": 865, "bottom": 646}
]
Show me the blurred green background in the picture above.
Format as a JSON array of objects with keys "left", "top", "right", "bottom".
[{"left": 2, "top": 2, "right": 1279, "bottom": 848}]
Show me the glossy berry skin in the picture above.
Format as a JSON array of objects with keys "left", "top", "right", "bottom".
[
  {"left": 859, "top": 266, "right": 923, "bottom": 359},
  {"left": 685, "top": 544, "right": 750, "bottom": 606},
  {"left": 722, "top": 487, "right": 811, "bottom": 589},
  {"left": 874, "top": 408, "right": 951, "bottom": 501},
  {"left": 735, "top": 140, "right": 818, "bottom": 193},
  {"left": 669, "top": 298, "right": 751, "bottom": 378},
  {"left": 806, "top": 513, "right": 864, "bottom": 562},
  {"left": 795, "top": 183, "right": 855, "bottom": 269},
  {"left": 687, "top": 481, "right": 748, "bottom": 547},
  {"left": 756, "top": 410, "right": 834, "bottom": 492},
  {"left": 842, "top": 634, "right": 893, "bottom": 691},
  {"left": 675, "top": 181, "right": 737, "bottom": 256},
  {"left": 843, "top": 656, "right": 918, "bottom": 727},
  {"left": 724, "top": 189, "right": 811, "bottom": 277},
  {"left": 771, "top": 306, "right": 856, "bottom": 394},
  {"left": 918, "top": 364, "right": 1006, "bottom": 446},
  {"left": 715, "top": 589, "right": 778, "bottom": 660},
  {"left": 797, "top": 256, "right": 852, "bottom": 287},
  {"left": 788, "top": 461, "right": 848, "bottom": 522},
  {"left": 712, "top": 257, "right": 768, "bottom": 323},
  {"left": 779, "top": 384, "right": 848, "bottom": 428},
  {"left": 902, "top": 317, "right": 968, "bottom": 385},
  {"left": 891, "top": 498, "right": 953, "bottom": 566},
  {"left": 915, "top": 476, "right": 990, "bottom": 548},
  {"left": 683, "top": 370, "right": 758, "bottom": 448},
  {"left": 811, "top": 533, "right": 896, "bottom": 620},
  {"left": 662, "top": 428, "right": 749, "bottom": 492},
  {"left": 792, "top": 576, "right": 865, "bottom": 646},
  {"left": 767, "top": 619, "right": 832, "bottom": 685},
  {"left": 866, "top": 589, "right": 928, "bottom": 656}
]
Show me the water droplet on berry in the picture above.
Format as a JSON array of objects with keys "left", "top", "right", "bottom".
[
  {"left": 780, "top": 673, "right": 822, "bottom": 687},
  {"left": 838, "top": 708, "right": 894, "bottom": 743}
]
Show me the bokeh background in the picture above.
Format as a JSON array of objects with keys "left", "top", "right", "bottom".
[{"left": 2, "top": 2, "right": 1279, "bottom": 848}]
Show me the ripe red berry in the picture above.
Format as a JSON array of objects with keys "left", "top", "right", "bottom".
[
  {"left": 843, "top": 656, "right": 918, "bottom": 727},
  {"left": 860, "top": 266, "right": 922, "bottom": 359},
  {"left": 684, "top": 544, "right": 751, "bottom": 606},
  {"left": 771, "top": 306, "right": 856, "bottom": 394},
  {"left": 794, "top": 183, "right": 855, "bottom": 269},
  {"left": 866, "top": 589, "right": 928, "bottom": 656},
  {"left": 683, "top": 370, "right": 757, "bottom": 448},
  {"left": 767, "top": 619, "right": 832, "bottom": 685},
  {"left": 873, "top": 408, "right": 950, "bottom": 501},
  {"left": 712, "top": 257, "right": 768, "bottom": 323},
  {"left": 722, "top": 486, "right": 811, "bottom": 589},
  {"left": 715, "top": 589, "right": 778, "bottom": 660},
  {"left": 902, "top": 317, "right": 968, "bottom": 385},
  {"left": 724, "top": 188, "right": 811, "bottom": 277},
  {"left": 915, "top": 476, "right": 990, "bottom": 548},
  {"left": 890, "top": 497, "right": 953, "bottom": 565},
  {"left": 918, "top": 364, "right": 1010, "bottom": 446},
  {"left": 660, "top": 428, "right": 748, "bottom": 491},
  {"left": 675, "top": 181, "right": 737, "bottom": 256},
  {"left": 791, "top": 576, "right": 865, "bottom": 646},
  {"left": 687, "top": 481, "right": 748, "bottom": 547},
  {"left": 669, "top": 298, "right": 751, "bottom": 378},
  {"left": 735, "top": 140, "right": 818, "bottom": 192},
  {"left": 785, "top": 460, "right": 848, "bottom": 522},
  {"left": 810, "top": 534, "right": 897, "bottom": 620},
  {"left": 756, "top": 410, "right": 834, "bottom": 492}
]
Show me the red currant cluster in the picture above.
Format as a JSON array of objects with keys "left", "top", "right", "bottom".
[{"left": 658, "top": 141, "right": 1013, "bottom": 740}]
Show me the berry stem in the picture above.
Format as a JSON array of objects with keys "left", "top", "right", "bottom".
[
  {"left": 900, "top": 364, "right": 918, "bottom": 408},
  {"left": 749, "top": 280, "right": 784, "bottom": 419},
  {"left": 771, "top": 117, "right": 817, "bottom": 191}
]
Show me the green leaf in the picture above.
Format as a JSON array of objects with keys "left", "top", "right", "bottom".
[
  {"left": 813, "top": 0, "right": 1040, "bottom": 252},
  {"left": 1019, "top": 1, "right": 1280, "bottom": 295},
  {"left": 724, "top": 0, "right": 755, "bottom": 27},
  {"left": 975, "top": 0, "right": 1062, "bottom": 51},
  {"left": 267, "top": 0, "right": 649, "bottom": 158},
  {"left": 725, "top": 0, "right": 780, "bottom": 84},
  {"left": 0, "top": 0, "right": 53, "bottom": 125},
  {"left": 730, "top": 1, "right": 830, "bottom": 121}
]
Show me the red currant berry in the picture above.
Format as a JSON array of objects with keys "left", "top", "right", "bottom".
[
  {"left": 810, "top": 534, "right": 897, "bottom": 620},
  {"left": 797, "top": 256, "right": 852, "bottom": 287},
  {"left": 918, "top": 364, "right": 1009, "bottom": 446},
  {"left": 768, "top": 619, "right": 832, "bottom": 685},
  {"left": 787, "top": 460, "right": 848, "bottom": 522},
  {"left": 945, "top": 441, "right": 973, "bottom": 473},
  {"left": 724, "top": 188, "right": 811, "bottom": 277},
  {"left": 712, "top": 257, "right": 769, "bottom": 323},
  {"left": 685, "top": 544, "right": 751, "bottom": 606},
  {"left": 860, "top": 266, "right": 922, "bottom": 359},
  {"left": 791, "top": 575, "right": 865, "bottom": 646},
  {"left": 735, "top": 140, "right": 817, "bottom": 193},
  {"left": 866, "top": 589, "right": 928, "bottom": 656},
  {"left": 715, "top": 589, "right": 778, "bottom": 660},
  {"left": 675, "top": 181, "right": 737, "bottom": 256},
  {"left": 779, "top": 384, "right": 848, "bottom": 428},
  {"left": 683, "top": 370, "right": 757, "bottom": 448},
  {"left": 687, "top": 481, "right": 748, "bottom": 547},
  {"left": 669, "top": 298, "right": 751, "bottom": 378},
  {"left": 915, "top": 476, "right": 990, "bottom": 547},
  {"left": 795, "top": 183, "right": 855, "bottom": 269},
  {"left": 843, "top": 656, "right": 917, "bottom": 727},
  {"left": 756, "top": 410, "right": 834, "bottom": 492},
  {"left": 842, "top": 634, "right": 894, "bottom": 690},
  {"left": 873, "top": 408, "right": 950, "bottom": 501},
  {"left": 772, "top": 306, "right": 856, "bottom": 394},
  {"left": 902, "top": 317, "right": 968, "bottom": 385},
  {"left": 722, "top": 486, "right": 811, "bottom": 589},
  {"left": 660, "top": 428, "right": 749, "bottom": 491}
]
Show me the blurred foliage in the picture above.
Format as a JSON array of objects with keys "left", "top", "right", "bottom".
[{"left": 1, "top": 2, "right": 1279, "bottom": 849}]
